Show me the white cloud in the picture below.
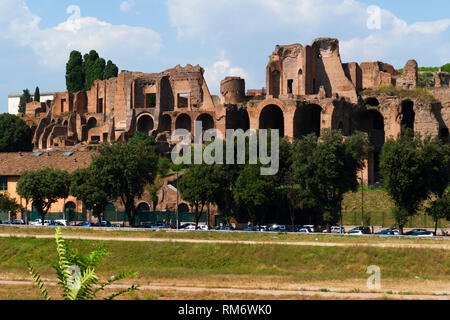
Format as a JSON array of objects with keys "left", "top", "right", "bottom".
[
  {"left": 120, "top": 0, "right": 135, "bottom": 12},
  {"left": 204, "top": 53, "right": 249, "bottom": 95},
  {"left": 166, "top": 0, "right": 450, "bottom": 69},
  {"left": 0, "top": 0, "right": 162, "bottom": 69}
]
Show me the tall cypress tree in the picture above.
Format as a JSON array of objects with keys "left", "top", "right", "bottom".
[
  {"left": 66, "top": 51, "right": 84, "bottom": 93},
  {"left": 18, "top": 89, "right": 32, "bottom": 115},
  {"left": 34, "top": 86, "right": 40, "bottom": 102},
  {"left": 104, "top": 60, "right": 119, "bottom": 79}
]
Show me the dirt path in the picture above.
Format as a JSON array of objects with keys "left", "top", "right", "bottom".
[
  {"left": 0, "top": 233, "right": 449, "bottom": 250},
  {"left": 0, "top": 280, "right": 447, "bottom": 300}
]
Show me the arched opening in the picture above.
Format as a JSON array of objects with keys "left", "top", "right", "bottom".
[
  {"left": 197, "top": 114, "right": 215, "bottom": 132},
  {"left": 87, "top": 117, "right": 97, "bottom": 130},
  {"left": 160, "top": 114, "right": 172, "bottom": 132},
  {"left": 294, "top": 104, "right": 322, "bottom": 139},
  {"left": 365, "top": 97, "right": 380, "bottom": 107},
  {"left": 226, "top": 107, "right": 250, "bottom": 131},
  {"left": 63, "top": 120, "right": 68, "bottom": 126},
  {"left": 64, "top": 202, "right": 76, "bottom": 214},
  {"left": 401, "top": 100, "right": 415, "bottom": 132},
  {"left": 137, "top": 115, "right": 155, "bottom": 134},
  {"left": 259, "top": 104, "right": 284, "bottom": 137},
  {"left": 440, "top": 127, "right": 449, "bottom": 141},
  {"left": 178, "top": 203, "right": 190, "bottom": 213},
  {"left": 175, "top": 114, "right": 192, "bottom": 132},
  {"left": 137, "top": 202, "right": 151, "bottom": 213},
  {"left": 270, "top": 70, "right": 280, "bottom": 98}
]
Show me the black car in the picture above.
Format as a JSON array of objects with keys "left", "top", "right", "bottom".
[{"left": 92, "top": 221, "right": 112, "bottom": 228}]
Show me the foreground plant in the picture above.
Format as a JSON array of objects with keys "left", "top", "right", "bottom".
[{"left": 27, "top": 228, "right": 138, "bottom": 300}]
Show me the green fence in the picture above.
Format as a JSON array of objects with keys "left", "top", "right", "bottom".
[
  {"left": 0, "top": 211, "right": 9, "bottom": 221},
  {"left": 23, "top": 210, "right": 206, "bottom": 226}
]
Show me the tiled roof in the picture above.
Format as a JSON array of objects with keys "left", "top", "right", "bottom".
[{"left": 0, "top": 151, "right": 95, "bottom": 176}]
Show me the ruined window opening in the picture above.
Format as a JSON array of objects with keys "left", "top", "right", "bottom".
[
  {"left": 287, "top": 80, "right": 293, "bottom": 94},
  {"left": 175, "top": 114, "right": 192, "bottom": 132},
  {"left": 97, "top": 98, "right": 104, "bottom": 114},
  {"left": 373, "top": 113, "right": 384, "bottom": 130},
  {"left": 298, "top": 69, "right": 303, "bottom": 76},
  {"left": 61, "top": 99, "right": 66, "bottom": 113},
  {"left": 401, "top": 100, "right": 415, "bottom": 132},
  {"left": 91, "top": 136, "right": 101, "bottom": 142},
  {"left": 178, "top": 93, "right": 189, "bottom": 108},
  {"left": 197, "top": 114, "right": 215, "bottom": 132},
  {"left": 146, "top": 93, "right": 156, "bottom": 108},
  {"left": 365, "top": 97, "right": 380, "bottom": 107},
  {"left": 440, "top": 128, "right": 449, "bottom": 139},
  {"left": 160, "top": 114, "right": 172, "bottom": 132},
  {"left": 87, "top": 117, "right": 97, "bottom": 130},
  {"left": 103, "top": 133, "right": 108, "bottom": 142}
]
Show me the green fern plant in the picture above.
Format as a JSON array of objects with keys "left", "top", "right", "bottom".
[{"left": 28, "top": 228, "right": 138, "bottom": 300}]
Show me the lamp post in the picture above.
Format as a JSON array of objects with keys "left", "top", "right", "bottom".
[{"left": 176, "top": 171, "right": 179, "bottom": 230}]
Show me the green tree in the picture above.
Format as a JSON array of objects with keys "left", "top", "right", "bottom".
[
  {"left": 0, "top": 114, "right": 33, "bottom": 152},
  {"left": 28, "top": 228, "right": 138, "bottom": 300},
  {"left": 18, "top": 89, "right": 33, "bottom": 114},
  {"left": 426, "top": 195, "right": 450, "bottom": 234},
  {"left": 66, "top": 50, "right": 85, "bottom": 93},
  {"left": 17, "top": 169, "right": 70, "bottom": 225},
  {"left": 233, "top": 165, "right": 275, "bottom": 225},
  {"left": 84, "top": 50, "right": 106, "bottom": 90},
  {"left": 380, "top": 131, "right": 430, "bottom": 234},
  {"left": 293, "top": 129, "right": 368, "bottom": 231},
  {"left": 104, "top": 60, "right": 119, "bottom": 79},
  {"left": 0, "top": 194, "right": 22, "bottom": 219},
  {"left": 70, "top": 167, "right": 111, "bottom": 224},
  {"left": 179, "top": 163, "right": 220, "bottom": 228},
  {"left": 90, "top": 132, "right": 158, "bottom": 226},
  {"left": 34, "top": 86, "right": 40, "bottom": 102}
]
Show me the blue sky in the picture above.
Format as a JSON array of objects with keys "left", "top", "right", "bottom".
[{"left": 1, "top": 0, "right": 449, "bottom": 113}]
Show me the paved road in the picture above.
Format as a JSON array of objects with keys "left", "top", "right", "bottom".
[
  {"left": 0, "top": 280, "right": 448, "bottom": 300},
  {"left": 0, "top": 233, "right": 449, "bottom": 249}
]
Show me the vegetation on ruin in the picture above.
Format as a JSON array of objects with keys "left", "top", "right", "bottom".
[
  {"left": 65, "top": 50, "right": 119, "bottom": 93},
  {"left": 361, "top": 85, "right": 436, "bottom": 103},
  {"left": 27, "top": 228, "right": 138, "bottom": 300},
  {"left": 397, "top": 63, "right": 450, "bottom": 74},
  {"left": 0, "top": 114, "right": 33, "bottom": 152}
]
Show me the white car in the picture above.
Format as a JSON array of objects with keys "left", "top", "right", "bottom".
[
  {"left": 199, "top": 225, "right": 209, "bottom": 231},
  {"left": 31, "top": 219, "right": 50, "bottom": 226},
  {"left": 297, "top": 228, "right": 311, "bottom": 233},
  {"left": 323, "top": 226, "right": 345, "bottom": 234},
  {"left": 302, "top": 225, "right": 316, "bottom": 232},
  {"left": 54, "top": 220, "right": 68, "bottom": 226},
  {"left": 183, "top": 225, "right": 196, "bottom": 230}
]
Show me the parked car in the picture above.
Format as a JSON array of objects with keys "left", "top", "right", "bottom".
[
  {"left": 322, "top": 226, "right": 345, "bottom": 234},
  {"left": 405, "top": 229, "right": 428, "bottom": 236},
  {"left": 405, "top": 229, "right": 435, "bottom": 237},
  {"left": 243, "top": 226, "right": 260, "bottom": 232},
  {"left": 31, "top": 219, "right": 50, "bottom": 226},
  {"left": 12, "top": 219, "right": 25, "bottom": 225},
  {"left": 347, "top": 226, "right": 371, "bottom": 235},
  {"left": 376, "top": 229, "right": 395, "bottom": 236},
  {"left": 183, "top": 224, "right": 196, "bottom": 230},
  {"left": 76, "top": 222, "right": 92, "bottom": 227},
  {"left": 149, "top": 222, "right": 171, "bottom": 230},
  {"left": 1, "top": 221, "right": 12, "bottom": 225},
  {"left": 302, "top": 225, "right": 317, "bottom": 233},
  {"left": 92, "top": 221, "right": 112, "bottom": 228},
  {"left": 269, "top": 225, "right": 288, "bottom": 232},
  {"left": 297, "top": 228, "right": 312, "bottom": 233},
  {"left": 54, "top": 220, "right": 68, "bottom": 227},
  {"left": 198, "top": 225, "right": 209, "bottom": 231},
  {"left": 215, "top": 226, "right": 235, "bottom": 231}
]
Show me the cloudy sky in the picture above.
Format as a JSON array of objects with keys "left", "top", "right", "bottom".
[{"left": 1, "top": 0, "right": 449, "bottom": 113}]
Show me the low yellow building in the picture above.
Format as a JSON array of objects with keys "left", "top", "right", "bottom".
[{"left": 0, "top": 151, "right": 93, "bottom": 218}]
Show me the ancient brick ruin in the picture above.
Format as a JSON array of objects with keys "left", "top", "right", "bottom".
[{"left": 22, "top": 38, "right": 450, "bottom": 185}]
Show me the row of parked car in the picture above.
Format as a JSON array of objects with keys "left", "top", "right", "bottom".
[{"left": 0, "top": 219, "right": 441, "bottom": 236}]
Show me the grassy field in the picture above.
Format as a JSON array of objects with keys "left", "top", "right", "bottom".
[
  {"left": 0, "top": 236, "right": 449, "bottom": 299},
  {"left": 342, "top": 187, "right": 449, "bottom": 229}
]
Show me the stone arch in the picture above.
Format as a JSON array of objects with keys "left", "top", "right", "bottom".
[
  {"left": 137, "top": 202, "right": 151, "bottom": 213},
  {"left": 63, "top": 120, "right": 69, "bottom": 126},
  {"left": 175, "top": 114, "right": 192, "bottom": 132},
  {"left": 365, "top": 97, "right": 380, "bottom": 107},
  {"left": 136, "top": 114, "right": 155, "bottom": 134},
  {"left": 196, "top": 113, "right": 215, "bottom": 132},
  {"left": 87, "top": 117, "right": 97, "bottom": 130},
  {"left": 160, "top": 114, "right": 172, "bottom": 132},
  {"left": 64, "top": 202, "right": 76, "bottom": 214},
  {"left": 226, "top": 107, "right": 250, "bottom": 131},
  {"left": 178, "top": 203, "right": 190, "bottom": 213},
  {"left": 294, "top": 104, "right": 323, "bottom": 139},
  {"left": 400, "top": 100, "right": 415, "bottom": 132},
  {"left": 259, "top": 104, "right": 285, "bottom": 137}
]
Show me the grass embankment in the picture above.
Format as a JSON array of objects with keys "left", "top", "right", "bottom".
[
  {"left": 0, "top": 237, "right": 449, "bottom": 298},
  {"left": 342, "top": 187, "right": 449, "bottom": 229},
  {"left": 361, "top": 85, "right": 436, "bottom": 102}
]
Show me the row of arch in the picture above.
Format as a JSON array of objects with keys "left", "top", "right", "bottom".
[{"left": 136, "top": 113, "right": 216, "bottom": 135}]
